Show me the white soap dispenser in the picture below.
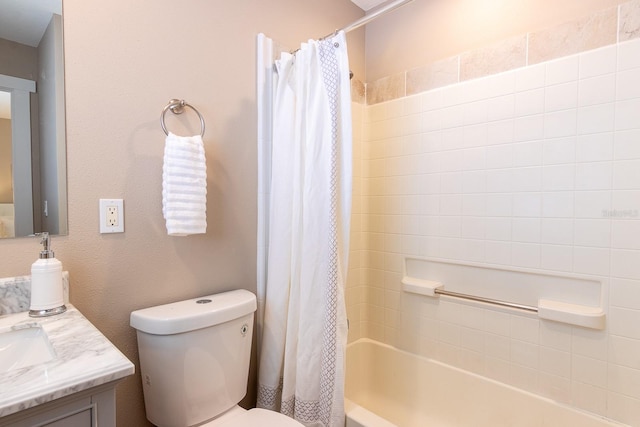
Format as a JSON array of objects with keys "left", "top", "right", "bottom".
[{"left": 29, "top": 232, "right": 66, "bottom": 317}]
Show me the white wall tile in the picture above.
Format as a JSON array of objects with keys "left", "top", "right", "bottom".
[
  {"left": 513, "top": 218, "right": 541, "bottom": 243},
  {"left": 612, "top": 220, "right": 640, "bottom": 250},
  {"left": 610, "top": 278, "right": 640, "bottom": 310},
  {"left": 543, "top": 136, "right": 576, "bottom": 165},
  {"left": 577, "top": 103, "right": 616, "bottom": 135},
  {"left": 540, "top": 346, "right": 571, "bottom": 378},
  {"left": 462, "top": 170, "right": 486, "bottom": 193},
  {"left": 462, "top": 124, "right": 488, "bottom": 149},
  {"left": 510, "top": 364, "right": 540, "bottom": 393},
  {"left": 515, "top": 63, "right": 545, "bottom": 91},
  {"left": 486, "top": 169, "right": 514, "bottom": 193},
  {"left": 544, "top": 109, "right": 577, "bottom": 138},
  {"left": 439, "top": 194, "right": 462, "bottom": 215},
  {"left": 484, "top": 309, "right": 511, "bottom": 336},
  {"left": 514, "top": 89, "right": 544, "bottom": 117},
  {"left": 486, "top": 144, "right": 513, "bottom": 169},
  {"left": 513, "top": 193, "right": 542, "bottom": 217},
  {"left": 440, "top": 172, "right": 462, "bottom": 193},
  {"left": 579, "top": 45, "right": 616, "bottom": 78},
  {"left": 539, "top": 372, "right": 571, "bottom": 403},
  {"left": 462, "top": 194, "right": 486, "bottom": 216},
  {"left": 572, "top": 328, "right": 608, "bottom": 360},
  {"left": 572, "top": 382, "right": 607, "bottom": 417},
  {"left": 545, "top": 55, "right": 579, "bottom": 85},
  {"left": 511, "top": 339, "right": 539, "bottom": 368},
  {"left": 541, "top": 244, "right": 573, "bottom": 271},
  {"left": 485, "top": 217, "right": 512, "bottom": 241},
  {"left": 578, "top": 74, "right": 616, "bottom": 107},
  {"left": 608, "top": 364, "right": 640, "bottom": 399},
  {"left": 575, "top": 162, "right": 613, "bottom": 190},
  {"left": 576, "top": 133, "right": 613, "bottom": 162},
  {"left": 512, "top": 167, "right": 542, "bottom": 192},
  {"left": 613, "top": 159, "right": 640, "bottom": 189},
  {"left": 617, "top": 38, "right": 640, "bottom": 71},
  {"left": 488, "top": 71, "right": 517, "bottom": 97},
  {"left": 486, "top": 94, "right": 515, "bottom": 122},
  {"left": 612, "top": 249, "right": 640, "bottom": 280},
  {"left": 513, "top": 141, "right": 543, "bottom": 167},
  {"left": 573, "top": 219, "right": 611, "bottom": 248},
  {"left": 485, "top": 194, "right": 512, "bottom": 216},
  {"left": 614, "top": 129, "right": 640, "bottom": 160},
  {"left": 461, "top": 217, "right": 486, "bottom": 239},
  {"left": 617, "top": 67, "right": 640, "bottom": 101},
  {"left": 541, "top": 218, "right": 573, "bottom": 245},
  {"left": 512, "top": 242, "right": 541, "bottom": 267},
  {"left": 607, "top": 392, "right": 640, "bottom": 427},
  {"left": 609, "top": 307, "right": 640, "bottom": 340},
  {"left": 612, "top": 190, "right": 640, "bottom": 216},
  {"left": 609, "top": 334, "right": 640, "bottom": 369},
  {"left": 573, "top": 246, "right": 610, "bottom": 276},
  {"left": 461, "top": 147, "right": 486, "bottom": 170},
  {"left": 545, "top": 82, "right": 578, "bottom": 112},
  {"left": 542, "top": 165, "right": 575, "bottom": 191},
  {"left": 540, "top": 321, "right": 572, "bottom": 351},
  {"left": 487, "top": 119, "right": 515, "bottom": 145},
  {"left": 572, "top": 354, "right": 608, "bottom": 388},
  {"left": 542, "top": 192, "right": 574, "bottom": 218},
  {"left": 574, "top": 191, "right": 611, "bottom": 218},
  {"left": 615, "top": 99, "right": 640, "bottom": 131},
  {"left": 485, "top": 241, "right": 512, "bottom": 265},
  {"left": 514, "top": 115, "right": 545, "bottom": 142}
]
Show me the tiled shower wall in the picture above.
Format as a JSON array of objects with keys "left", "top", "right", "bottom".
[{"left": 345, "top": 3, "right": 640, "bottom": 425}]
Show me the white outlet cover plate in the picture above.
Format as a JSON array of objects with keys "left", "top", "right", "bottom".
[{"left": 99, "top": 199, "right": 124, "bottom": 233}]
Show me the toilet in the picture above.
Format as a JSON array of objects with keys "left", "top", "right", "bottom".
[{"left": 130, "top": 289, "right": 303, "bottom": 427}]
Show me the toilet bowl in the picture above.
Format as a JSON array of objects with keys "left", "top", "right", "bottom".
[
  {"left": 202, "top": 406, "right": 303, "bottom": 427},
  {"left": 130, "top": 289, "right": 303, "bottom": 427}
]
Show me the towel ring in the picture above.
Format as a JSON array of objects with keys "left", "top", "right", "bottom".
[{"left": 160, "top": 99, "right": 206, "bottom": 137}]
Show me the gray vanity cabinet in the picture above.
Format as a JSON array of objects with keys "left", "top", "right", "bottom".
[{"left": 0, "top": 382, "right": 118, "bottom": 427}]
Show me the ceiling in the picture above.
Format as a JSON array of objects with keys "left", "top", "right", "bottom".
[
  {"left": 0, "top": 0, "right": 61, "bottom": 47},
  {"left": 350, "top": 0, "right": 391, "bottom": 11}
]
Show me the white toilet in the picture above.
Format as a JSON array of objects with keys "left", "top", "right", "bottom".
[{"left": 130, "top": 289, "right": 303, "bottom": 427}]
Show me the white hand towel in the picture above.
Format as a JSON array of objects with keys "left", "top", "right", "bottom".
[{"left": 162, "top": 132, "right": 207, "bottom": 236}]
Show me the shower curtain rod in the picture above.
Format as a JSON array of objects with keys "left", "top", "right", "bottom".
[{"left": 320, "top": 0, "right": 415, "bottom": 40}]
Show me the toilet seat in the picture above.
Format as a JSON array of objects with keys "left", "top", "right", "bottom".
[{"left": 215, "top": 408, "right": 304, "bottom": 427}]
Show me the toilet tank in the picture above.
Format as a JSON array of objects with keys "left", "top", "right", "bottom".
[{"left": 130, "top": 289, "right": 257, "bottom": 427}]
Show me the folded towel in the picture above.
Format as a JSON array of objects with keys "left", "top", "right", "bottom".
[{"left": 162, "top": 132, "right": 207, "bottom": 236}]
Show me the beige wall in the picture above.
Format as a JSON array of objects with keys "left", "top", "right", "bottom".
[
  {"left": 0, "top": 1, "right": 364, "bottom": 425},
  {"left": 365, "top": 0, "right": 629, "bottom": 81}
]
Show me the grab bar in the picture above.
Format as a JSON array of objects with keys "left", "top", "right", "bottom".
[
  {"left": 401, "top": 276, "right": 606, "bottom": 329},
  {"left": 433, "top": 288, "right": 538, "bottom": 313}
]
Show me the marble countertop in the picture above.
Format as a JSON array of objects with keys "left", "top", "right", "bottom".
[{"left": 0, "top": 305, "right": 135, "bottom": 418}]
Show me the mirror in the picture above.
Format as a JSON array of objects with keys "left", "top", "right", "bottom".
[{"left": 0, "top": 0, "right": 67, "bottom": 238}]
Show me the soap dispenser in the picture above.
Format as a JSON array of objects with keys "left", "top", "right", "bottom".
[{"left": 29, "top": 232, "right": 66, "bottom": 317}]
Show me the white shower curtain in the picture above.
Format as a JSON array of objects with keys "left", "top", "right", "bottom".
[{"left": 256, "top": 31, "right": 352, "bottom": 427}]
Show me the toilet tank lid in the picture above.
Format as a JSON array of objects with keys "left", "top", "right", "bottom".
[{"left": 130, "top": 289, "right": 257, "bottom": 335}]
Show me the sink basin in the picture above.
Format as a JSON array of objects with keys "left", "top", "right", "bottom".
[{"left": 0, "top": 326, "right": 56, "bottom": 373}]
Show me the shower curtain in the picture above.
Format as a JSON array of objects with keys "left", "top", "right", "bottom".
[{"left": 256, "top": 31, "right": 352, "bottom": 427}]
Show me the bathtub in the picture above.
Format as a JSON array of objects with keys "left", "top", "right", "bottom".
[{"left": 345, "top": 339, "right": 622, "bottom": 427}]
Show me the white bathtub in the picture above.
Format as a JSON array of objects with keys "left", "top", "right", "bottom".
[{"left": 345, "top": 339, "right": 623, "bottom": 427}]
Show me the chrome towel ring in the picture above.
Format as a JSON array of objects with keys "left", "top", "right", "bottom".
[{"left": 160, "top": 99, "right": 205, "bottom": 137}]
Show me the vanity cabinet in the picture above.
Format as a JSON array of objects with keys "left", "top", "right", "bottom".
[{"left": 0, "top": 382, "right": 118, "bottom": 427}]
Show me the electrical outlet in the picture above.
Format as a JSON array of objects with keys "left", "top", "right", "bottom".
[{"left": 99, "top": 199, "right": 124, "bottom": 233}]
